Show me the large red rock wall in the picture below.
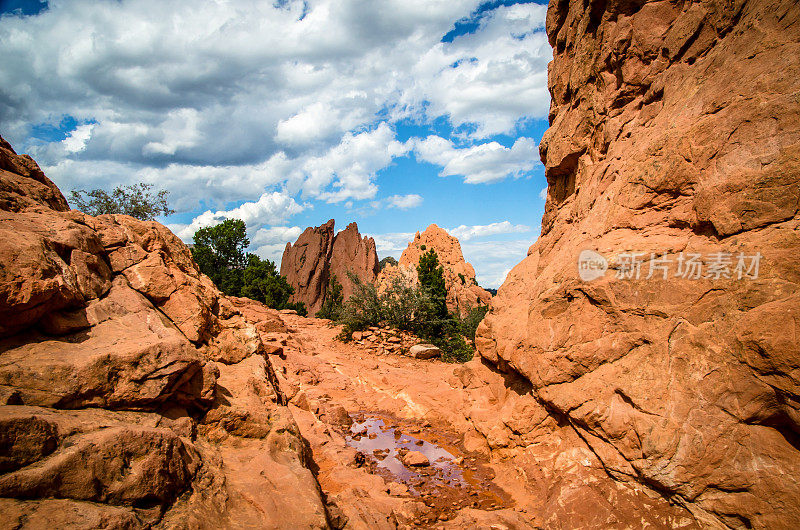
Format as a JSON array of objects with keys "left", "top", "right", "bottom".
[
  {"left": 281, "top": 219, "right": 379, "bottom": 315},
  {"left": 0, "top": 137, "right": 329, "bottom": 528},
  {"left": 477, "top": 0, "right": 800, "bottom": 527}
]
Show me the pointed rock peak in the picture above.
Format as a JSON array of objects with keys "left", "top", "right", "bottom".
[
  {"left": 281, "top": 219, "right": 378, "bottom": 314},
  {"left": 393, "top": 223, "right": 491, "bottom": 313},
  {"left": 422, "top": 223, "right": 444, "bottom": 234}
]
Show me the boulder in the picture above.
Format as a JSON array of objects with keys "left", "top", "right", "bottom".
[
  {"left": 476, "top": 0, "right": 800, "bottom": 527},
  {"left": 0, "top": 278, "right": 214, "bottom": 411},
  {"left": 401, "top": 450, "right": 429, "bottom": 467},
  {"left": 0, "top": 136, "right": 329, "bottom": 528},
  {"left": 409, "top": 344, "right": 441, "bottom": 360}
]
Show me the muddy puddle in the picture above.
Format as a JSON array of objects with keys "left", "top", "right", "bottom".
[{"left": 345, "top": 414, "right": 512, "bottom": 521}]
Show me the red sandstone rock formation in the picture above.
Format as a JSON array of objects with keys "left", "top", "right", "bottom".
[
  {"left": 280, "top": 220, "right": 336, "bottom": 315},
  {"left": 0, "top": 137, "right": 328, "bottom": 528},
  {"left": 330, "top": 222, "right": 380, "bottom": 303},
  {"left": 477, "top": 0, "right": 800, "bottom": 527},
  {"left": 394, "top": 224, "right": 491, "bottom": 313},
  {"left": 280, "top": 219, "right": 378, "bottom": 315}
]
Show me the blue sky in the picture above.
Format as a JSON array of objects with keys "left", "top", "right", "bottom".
[{"left": 0, "top": 0, "right": 551, "bottom": 287}]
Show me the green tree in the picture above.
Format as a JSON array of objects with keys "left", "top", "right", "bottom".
[
  {"left": 241, "top": 254, "right": 295, "bottom": 309},
  {"left": 70, "top": 183, "right": 174, "bottom": 220},
  {"left": 459, "top": 304, "right": 489, "bottom": 342},
  {"left": 316, "top": 274, "right": 345, "bottom": 320},
  {"left": 191, "top": 218, "right": 304, "bottom": 313},
  {"left": 191, "top": 219, "right": 249, "bottom": 296},
  {"left": 379, "top": 256, "right": 398, "bottom": 270},
  {"left": 416, "top": 248, "right": 447, "bottom": 320}
]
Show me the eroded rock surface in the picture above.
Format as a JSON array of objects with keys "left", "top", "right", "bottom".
[
  {"left": 281, "top": 219, "right": 379, "bottom": 315},
  {"left": 0, "top": 137, "right": 328, "bottom": 529},
  {"left": 477, "top": 1, "right": 800, "bottom": 528},
  {"left": 260, "top": 310, "right": 699, "bottom": 528}
]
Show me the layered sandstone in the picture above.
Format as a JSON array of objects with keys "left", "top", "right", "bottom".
[
  {"left": 0, "top": 137, "right": 328, "bottom": 528},
  {"left": 477, "top": 0, "right": 800, "bottom": 528},
  {"left": 280, "top": 219, "right": 379, "bottom": 315},
  {"left": 391, "top": 224, "right": 491, "bottom": 313}
]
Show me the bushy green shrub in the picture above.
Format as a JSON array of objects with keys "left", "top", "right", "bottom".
[
  {"left": 240, "top": 254, "right": 294, "bottom": 309},
  {"left": 459, "top": 304, "right": 489, "bottom": 342},
  {"left": 283, "top": 302, "right": 308, "bottom": 317},
  {"left": 316, "top": 275, "right": 345, "bottom": 320},
  {"left": 379, "top": 256, "right": 398, "bottom": 270},
  {"left": 415, "top": 249, "right": 448, "bottom": 337},
  {"left": 70, "top": 183, "right": 174, "bottom": 220},
  {"left": 192, "top": 219, "right": 249, "bottom": 295},
  {"left": 337, "top": 265, "right": 483, "bottom": 363},
  {"left": 338, "top": 273, "right": 383, "bottom": 332}
]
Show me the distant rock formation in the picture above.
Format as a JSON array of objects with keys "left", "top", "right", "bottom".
[
  {"left": 330, "top": 222, "right": 381, "bottom": 303},
  {"left": 385, "top": 224, "right": 491, "bottom": 313},
  {"left": 0, "top": 137, "right": 328, "bottom": 527},
  {"left": 280, "top": 219, "right": 379, "bottom": 315},
  {"left": 476, "top": 0, "right": 800, "bottom": 527},
  {"left": 279, "top": 220, "right": 336, "bottom": 315}
]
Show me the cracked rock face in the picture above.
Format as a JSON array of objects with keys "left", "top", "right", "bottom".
[
  {"left": 0, "top": 137, "right": 328, "bottom": 528},
  {"left": 477, "top": 0, "right": 800, "bottom": 527},
  {"left": 281, "top": 219, "right": 379, "bottom": 315}
]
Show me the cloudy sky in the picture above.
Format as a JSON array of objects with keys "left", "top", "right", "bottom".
[{"left": 0, "top": 0, "right": 551, "bottom": 288}]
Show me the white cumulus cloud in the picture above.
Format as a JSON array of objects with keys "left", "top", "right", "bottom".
[
  {"left": 300, "top": 123, "right": 410, "bottom": 203},
  {"left": 170, "top": 191, "right": 305, "bottom": 242},
  {"left": 386, "top": 194, "right": 423, "bottom": 210},
  {"left": 461, "top": 239, "right": 534, "bottom": 288},
  {"left": 367, "top": 232, "right": 416, "bottom": 259},
  {"left": 251, "top": 225, "right": 305, "bottom": 264},
  {"left": 414, "top": 135, "right": 538, "bottom": 183},
  {"left": 1, "top": 0, "right": 549, "bottom": 212},
  {"left": 396, "top": 3, "right": 550, "bottom": 137},
  {"left": 448, "top": 221, "right": 530, "bottom": 241}
]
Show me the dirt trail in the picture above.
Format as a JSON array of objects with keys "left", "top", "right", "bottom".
[
  {"left": 268, "top": 314, "right": 700, "bottom": 529},
  {"left": 269, "top": 314, "right": 534, "bottom": 529}
]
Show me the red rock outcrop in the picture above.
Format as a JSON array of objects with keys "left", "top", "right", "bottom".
[
  {"left": 477, "top": 0, "right": 800, "bottom": 528},
  {"left": 280, "top": 219, "right": 379, "bottom": 315},
  {"left": 330, "top": 222, "right": 380, "bottom": 302},
  {"left": 392, "top": 224, "right": 491, "bottom": 313},
  {"left": 0, "top": 137, "right": 329, "bottom": 528}
]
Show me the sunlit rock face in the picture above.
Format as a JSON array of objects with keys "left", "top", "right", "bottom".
[
  {"left": 477, "top": 0, "right": 800, "bottom": 527},
  {"left": 0, "top": 136, "right": 328, "bottom": 528},
  {"left": 281, "top": 219, "right": 379, "bottom": 315}
]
